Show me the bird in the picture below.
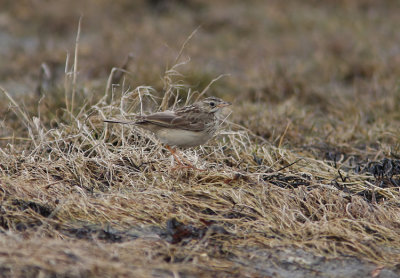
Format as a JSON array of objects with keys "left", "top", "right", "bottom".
[{"left": 104, "top": 96, "right": 231, "bottom": 169}]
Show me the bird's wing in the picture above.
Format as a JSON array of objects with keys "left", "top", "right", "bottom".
[{"left": 140, "top": 111, "right": 205, "bottom": 131}]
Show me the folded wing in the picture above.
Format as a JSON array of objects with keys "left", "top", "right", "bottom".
[{"left": 139, "top": 111, "right": 205, "bottom": 131}]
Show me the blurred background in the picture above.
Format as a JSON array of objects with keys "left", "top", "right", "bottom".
[{"left": 1, "top": 0, "right": 400, "bottom": 151}]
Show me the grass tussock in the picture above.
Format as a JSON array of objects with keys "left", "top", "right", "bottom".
[
  {"left": 1, "top": 1, "right": 400, "bottom": 277},
  {"left": 1, "top": 56, "right": 400, "bottom": 277}
]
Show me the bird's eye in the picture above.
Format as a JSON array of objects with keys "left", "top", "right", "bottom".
[{"left": 209, "top": 102, "right": 215, "bottom": 107}]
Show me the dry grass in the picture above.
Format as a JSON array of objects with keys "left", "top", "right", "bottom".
[{"left": 1, "top": 0, "right": 400, "bottom": 277}]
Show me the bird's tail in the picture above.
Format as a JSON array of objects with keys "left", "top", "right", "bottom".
[{"left": 103, "top": 119, "right": 136, "bottom": 125}]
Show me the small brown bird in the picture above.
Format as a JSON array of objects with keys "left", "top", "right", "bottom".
[{"left": 104, "top": 96, "right": 231, "bottom": 168}]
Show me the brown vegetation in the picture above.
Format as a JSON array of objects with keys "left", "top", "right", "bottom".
[{"left": 1, "top": 0, "right": 400, "bottom": 277}]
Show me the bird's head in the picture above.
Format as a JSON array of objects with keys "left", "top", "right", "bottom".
[{"left": 196, "top": 97, "right": 231, "bottom": 113}]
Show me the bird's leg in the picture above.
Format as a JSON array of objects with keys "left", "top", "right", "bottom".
[
  {"left": 165, "top": 145, "right": 184, "bottom": 166},
  {"left": 165, "top": 145, "right": 205, "bottom": 171}
]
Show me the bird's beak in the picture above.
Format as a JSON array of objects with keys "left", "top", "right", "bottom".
[{"left": 217, "top": 102, "right": 231, "bottom": 108}]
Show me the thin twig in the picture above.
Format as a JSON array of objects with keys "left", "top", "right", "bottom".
[
  {"left": 278, "top": 120, "right": 291, "bottom": 149},
  {"left": 196, "top": 73, "right": 231, "bottom": 101},
  {"left": 173, "top": 26, "right": 201, "bottom": 66},
  {"left": 71, "top": 15, "right": 82, "bottom": 115},
  {"left": 105, "top": 68, "right": 132, "bottom": 100},
  {"left": 276, "top": 158, "right": 303, "bottom": 172},
  {"left": 64, "top": 51, "right": 71, "bottom": 112},
  {"left": 0, "top": 86, "right": 31, "bottom": 125}
]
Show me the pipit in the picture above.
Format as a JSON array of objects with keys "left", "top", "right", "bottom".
[{"left": 104, "top": 96, "right": 231, "bottom": 169}]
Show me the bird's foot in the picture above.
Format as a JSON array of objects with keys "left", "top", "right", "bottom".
[{"left": 165, "top": 145, "right": 206, "bottom": 171}]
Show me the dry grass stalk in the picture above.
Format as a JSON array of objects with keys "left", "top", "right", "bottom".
[{"left": 1, "top": 2, "right": 400, "bottom": 276}]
